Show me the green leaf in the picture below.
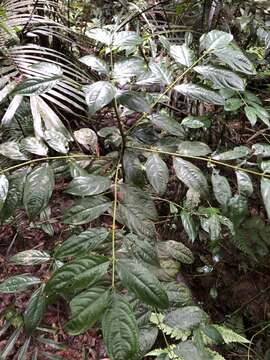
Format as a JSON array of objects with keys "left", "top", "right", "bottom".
[
  {"left": 170, "top": 44, "right": 195, "bottom": 67},
  {"left": 0, "top": 174, "right": 9, "bottom": 212},
  {"left": 44, "top": 129, "right": 69, "bottom": 154},
  {"left": 194, "top": 65, "right": 245, "bottom": 91},
  {"left": 139, "top": 326, "right": 158, "bottom": 356},
  {"left": 245, "top": 105, "right": 257, "bottom": 126},
  {"left": 214, "top": 44, "right": 255, "bottom": 75},
  {"left": 113, "top": 31, "right": 143, "bottom": 50},
  {"left": 117, "top": 259, "right": 169, "bottom": 309},
  {"left": 65, "top": 288, "right": 110, "bottom": 335},
  {"left": 181, "top": 116, "right": 211, "bottom": 129},
  {"left": 211, "top": 170, "right": 232, "bottom": 207},
  {"left": 236, "top": 171, "right": 253, "bottom": 197},
  {"left": 173, "top": 341, "right": 208, "bottom": 360},
  {"left": 201, "top": 215, "right": 221, "bottom": 241},
  {"left": 137, "top": 61, "right": 172, "bottom": 86},
  {"left": 54, "top": 227, "right": 109, "bottom": 259},
  {"left": 9, "top": 250, "right": 51, "bottom": 266},
  {"left": 85, "top": 81, "right": 116, "bottom": 115},
  {"left": 164, "top": 306, "right": 208, "bottom": 331},
  {"left": 158, "top": 240, "right": 194, "bottom": 264},
  {"left": 174, "top": 84, "right": 225, "bottom": 105},
  {"left": 65, "top": 174, "right": 111, "bottom": 196},
  {"left": 212, "top": 146, "right": 250, "bottom": 160},
  {"left": 79, "top": 55, "right": 109, "bottom": 74},
  {"left": 224, "top": 98, "right": 242, "bottom": 111},
  {"left": 21, "top": 137, "right": 48, "bottom": 156},
  {"left": 253, "top": 143, "right": 270, "bottom": 158},
  {"left": 63, "top": 196, "right": 111, "bottom": 225},
  {"left": 125, "top": 233, "right": 160, "bottom": 267},
  {"left": 86, "top": 28, "right": 112, "bottom": 45},
  {"left": 102, "top": 293, "right": 139, "bottom": 360},
  {"left": 149, "top": 112, "right": 185, "bottom": 137},
  {"left": 0, "top": 141, "right": 28, "bottom": 160},
  {"left": 0, "top": 275, "right": 41, "bottom": 293},
  {"left": 178, "top": 141, "right": 212, "bottom": 156},
  {"left": 145, "top": 154, "right": 169, "bottom": 195},
  {"left": 12, "top": 76, "right": 61, "bottom": 96},
  {"left": 113, "top": 58, "right": 146, "bottom": 85},
  {"left": 24, "top": 284, "right": 46, "bottom": 336},
  {"left": 45, "top": 255, "right": 109, "bottom": 294},
  {"left": 0, "top": 170, "right": 27, "bottom": 220},
  {"left": 117, "top": 91, "right": 151, "bottom": 113},
  {"left": 261, "top": 178, "right": 270, "bottom": 219},
  {"left": 23, "top": 164, "right": 55, "bottom": 219},
  {"left": 173, "top": 157, "right": 209, "bottom": 197},
  {"left": 180, "top": 210, "right": 197, "bottom": 243},
  {"left": 200, "top": 30, "right": 233, "bottom": 51},
  {"left": 123, "top": 150, "right": 145, "bottom": 187}
]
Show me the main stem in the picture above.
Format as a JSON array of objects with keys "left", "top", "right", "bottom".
[{"left": 111, "top": 162, "right": 121, "bottom": 288}]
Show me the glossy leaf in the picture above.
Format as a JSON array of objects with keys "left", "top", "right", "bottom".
[
  {"left": 170, "top": 44, "right": 195, "bottom": 67},
  {"left": 149, "top": 112, "right": 185, "bottom": 137},
  {"left": 79, "top": 55, "right": 109, "bottom": 74},
  {"left": 44, "top": 129, "right": 69, "bottom": 154},
  {"left": 117, "top": 91, "right": 151, "bottom": 113},
  {"left": 212, "top": 146, "right": 250, "bottom": 160},
  {"left": 85, "top": 81, "right": 116, "bottom": 115},
  {"left": 200, "top": 30, "right": 233, "bottom": 51},
  {"left": 178, "top": 141, "right": 211, "bottom": 156},
  {"left": 9, "top": 250, "right": 51, "bottom": 266},
  {"left": 0, "top": 174, "right": 9, "bottom": 212},
  {"left": 261, "top": 177, "right": 270, "bottom": 219},
  {"left": 181, "top": 116, "right": 211, "bottom": 129},
  {"left": 63, "top": 196, "right": 111, "bottom": 225},
  {"left": 23, "top": 164, "right": 55, "bottom": 219},
  {"left": 0, "top": 275, "right": 41, "bottom": 293},
  {"left": 54, "top": 227, "right": 109, "bottom": 259},
  {"left": 164, "top": 306, "right": 208, "bottom": 331},
  {"left": 0, "top": 141, "right": 28, "bottom": 160},
  {"left": 65, "top": 174, "right": 111, "bottom": 196},
  {"left": 211, "top": 170, "right": 232, "bottom": 207},
  {"left": 65, "top": 288, "right": 110, "bottom": 335},
  {"left": 21, "top": 137, "right": 48, "bottom": 156},
  {"left": 24, "top": 285, "right": 46, "bottom": 336},
  {"left": 173, "top": 157, "right": 209, "bottom": 197},
  {"left": 236, "top": 171, "right": 253, "bottom": 197},
  {"left": 45, "top": 255, "right": 109, "bottom": 294},
  {"left": 12, "top": 76, "right": 61, "bottom": 96},
  {"left": 117, "top": 259, "right": 169, "bottom": 309},
  {"left": 180, "top": 210, "right": 197, "bottom": 243},
  {"left": 174, "top": 83, "right": 225, "bottom": 105},
  {"left": 102, "top": 293, "right": 139, "bottom": 360},
  {"left": 194, "top": 65, "right": 245, "bottom": 91},
  {"left": 113, "top": 58, "right": 145, "bottom": 85},
  {"left": 145, "top": 154, "right": 169, "bottom": 195}
]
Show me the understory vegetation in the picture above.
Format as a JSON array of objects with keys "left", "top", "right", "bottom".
[{"left": 1, "top": 0, "right": 270, "bottom": 359}]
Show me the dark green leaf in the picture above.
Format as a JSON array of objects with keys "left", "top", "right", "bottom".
[
  {"left": 24, "top": 285, "right": 46, "bottom": 336},
  {"left": 117, "top": 91, "right": 151, "bottom": 113},
  {"left": 102, "top": 293, "right": 139, "bottom": 360},
  {"left": 54, "top": 227, "right": 109, "bottom": 259},
  {"left": 12, "top": 76, "right": 61, "bottom": 96},
  {"left": 63, "top": 196, "right": 111, "bottom": 225},
  {"left": 65, "top": 288, "right": 110, "bottom": 335},
  {"left": 45, "top": 255, "right": 109, "bottom": 294},
  {"left": 164, "top": 306, "right": 208, "bottom": 331},
  {"left": 117, "top": 259, "right": 169, "bottom": 309},
  {"left": 149, "top": 112, "right": 185, "bottom": 137},
  {"left": 174, "top": 83, "right": 225, "bottom": 105},
  {"left": 211, "top": 170, "right": 232, "bottom": 207},
  {"left": 180, "top": 210, "right": 197, "bottom": 243},
  {"left": 173, "top": 157, "right": 209, "bottom": 197},
  {"left": 65, "top": 175, "right": 111, "bottom": 196},
  {"left": 23, "top": 164, "right": 55, "bottom": 219},
  {"left": 145, "top": 154, "right": 169, "bottom": 195},
  {"left": 85, "top": 81, "right": 116, "bottom": 115}
]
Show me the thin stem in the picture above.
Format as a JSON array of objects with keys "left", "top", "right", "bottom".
[
  {"left": 127, "top": 51, "right": 209, "bottom": 134},
  {"left": 128, "top": 145, "right": 270, "bottom": 180},
  {"left": 111, "top": 163, "right": 121, "bottom": 289},
  {"left": 0, "top": 154, "right": 107, "bottom": 175}
]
